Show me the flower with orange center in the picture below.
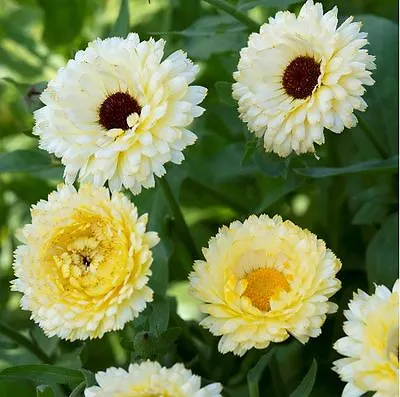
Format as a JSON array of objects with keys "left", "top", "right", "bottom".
[
  {"left": 11, "top": 184, "right": 159, "bottom": 340},
  {"left": 189, "top": 214, "right": 342, "bottom": 356}
]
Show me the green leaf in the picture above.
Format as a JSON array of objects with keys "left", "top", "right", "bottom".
[
  {"left": 289, "top": 359, "right": 318, "bottom": 397},
  {"left": 255, "top": 151, "right": 291, "bottom": 178},
  {"left": 0, "top": 150, "right": 55, "bottom": 173},
  {"left": 69, "top": 382, "right": 85, "bottom": 397},
  {"left": 37, "top": 0, "right": 87, "bottom": 49},
  {"left": 366, "top": 213, "right": 399, "bottom": 288},
  {"left": 247, "top": 349, "right": 274, "bottom": 383},
  {"left": 360, "top": 16, "right": 399, "bottom": 156},
  {"left": 237, "top": 0, "right": 299, "bottom": 11},
  {"left": 36, "top": 385, "right": 54, "bottom": 397},
  {"left": 80, "top": 369, "right": 96, "bottom": 387},
  {"left": 0, "top": 365, "right": 84, "bottom": 387},
  {"left": 148, "top": 299, "right": 170, "bottom": 337},
  {"left": 352, "top": 202, "right": 388, "bottom": 225},
  {"left": 247, "top": 348, "right": 275, "bottom": 397},
  {"left": 295, "top": 156, "right": 398, "bottom": 178},
  {"left": 203, "top": 0, "right": 259, "bottom": 31},
  {"left": 111, "top": 0, "right": 130, "bottom": 38},
  {"left": 0, "top": 381, "right": 36, "bottom": 397}
]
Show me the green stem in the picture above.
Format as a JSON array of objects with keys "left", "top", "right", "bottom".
[
  {"left": 187, "top": 178, "right": 247, "bottom": 213},
  {"left": 358, "top": 117, "right": 387, "bottom": 159},
  {"left": 0, "top": 323, "right": 52, "bottom": 364},
  {"left": 202, "top": 0, "right": 260, "bottom": 31},
  {"left": 269, "top": 354, "right": 286, "bottom": 397},
  {"left": 158, "top": 177, "right": 199, "bottom": 260},
  {"left": 248, "top": 379, "right": 260, "bottom": 397}
]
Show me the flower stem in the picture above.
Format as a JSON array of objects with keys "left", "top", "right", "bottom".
[
  {"left": 0, "top": 323, "right": 52, "bottom": 364},
  {"left": 358, "top": 117, "right": 388, "bottom": 159},
  {"left": 158, "top": 177, "right": 199, "bottom": 260},
  {"left": 202, "top": 0, "right": 260, "bottom": 31}
]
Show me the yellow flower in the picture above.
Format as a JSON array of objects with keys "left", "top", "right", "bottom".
[
  {"left": 84, "top": 360, "right": 222, "bottom": 397},
  {"left": 11, "top": 184, "right": 159, "bottom": 340},
  {"left": 189, "top": 214, "right": 341, "bottom": 356},
  {"left": 333, "top": 281, "right": 399, "bottom": 397}
]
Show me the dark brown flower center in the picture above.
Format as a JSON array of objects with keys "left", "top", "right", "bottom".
[
  {"left": 98, "top": 92, "right": 141, "bottom": 130},
  {"left": 282, "top": 56, "right": 321, "bottom": 100}
]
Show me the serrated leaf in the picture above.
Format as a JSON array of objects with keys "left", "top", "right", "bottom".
[
  {"left": 289, "top": 359, "right": 318, "bottom": 397},
  {"left": 111, "top": 0, "right": 130, "bottom": 37},
  {"left": 0, "top": 365, "right": 84, "bottom": 387},
  {"left": 366, "top": 213, "right": 399, "bottom": 288},
  {"left": 295, "top": 156, "right": 398, "bottom": 178}
]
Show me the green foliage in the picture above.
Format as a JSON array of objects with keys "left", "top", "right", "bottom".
[{"left": 0, "top": 0, "right": 398, "bottom": 396}]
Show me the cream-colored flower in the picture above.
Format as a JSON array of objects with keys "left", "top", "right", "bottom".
[
  {"left": 34, "top": 34, "right": 207, "bottom": 194},
  {"left": 84, "top": 360, "right": 223, "bottom": 397},
  {"left": 233, "top": 0, "right": 375, "bottom": 157},
  {"left": 189, "top": 214, "right": 341, "bottom": 356},
  {"left": 11, "top": 184, "right": 159, "bottom": 340},
  {"left": 333, "top": 281, "right": 399, "bottom": 397}
]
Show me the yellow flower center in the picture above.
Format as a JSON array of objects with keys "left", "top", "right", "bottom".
[{"left": 242, "top": 268, "right": 290, "bottom": 311}]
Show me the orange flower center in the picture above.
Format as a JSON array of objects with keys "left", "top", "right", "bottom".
[{"left": 242, "top": 268, "right": 290, "bottom": 311}]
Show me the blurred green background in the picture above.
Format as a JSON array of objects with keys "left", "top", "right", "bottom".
[{"left": 0, "top": 0, "right": 398, "bottom": 396}]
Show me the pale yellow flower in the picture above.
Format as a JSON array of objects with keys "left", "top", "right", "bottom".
[
  {"left": 189, "top": 214, "right": 341, "bottom": 356},
  {"left": 233, "top": 0, "right": 375, "bottom": 157},
  {"left": 84, "top": 360, "right": 222, "bottom": 397},
  {"left": 11, "top": 184, "right": 159, "bottom": 340},
  {"left": 333, "top": 281, "right": 399, "bottom": 397}
]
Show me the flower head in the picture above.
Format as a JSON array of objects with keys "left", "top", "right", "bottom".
[
  {"left": 84, "top": 360, "right": 222, "bottom": 397},
  {"left": 189, "top": 214, "right": 341, "bottom": 356},
  {"left": 233, "top": 0, "right": 375, "bottom": 157},
  {"left": 34, "top": 34, "right": 207, "bottom": 194},
  {"left": 333, "top": 281, "right": 399, "bottom": 397},
  {"left": 11, "top": 184, "right": 159, "bottom": 340}
]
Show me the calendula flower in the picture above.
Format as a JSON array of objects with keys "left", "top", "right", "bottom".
[
  {"left": 333, "top": 281, "right": 399, "bottom": 397},
  {"left": 84, "top": 360, "right": 223, "bottom": 397},
  {"left": 233, "top": 0, "right": 375, "bottom": 157},
  {"left": 11, "top": 184, "right": 159, "bottom": 340},
  {"left": 189, "top": 214, "right": 341, "bottom": 356},
  {"left": 34, "top": 34, "right": 207, "bottom": 194}
]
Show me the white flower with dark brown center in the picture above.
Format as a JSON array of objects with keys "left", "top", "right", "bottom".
[
  {"left": 34, "top": 34, "right": 207, "bottom": 193},
  {"left": 232, "top": 0, "right": 375, "bottom": 157}
]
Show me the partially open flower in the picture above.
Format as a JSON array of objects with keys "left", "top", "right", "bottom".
[
  {"left": 233, "top": 0, "right": 375, "bottom": 157},
  {"left": 34, "top": 34, "right": 207, "bottom": 194},
  {"left": 84, "top": 360, "right": 222, "bottom": 397},
  {"left": 189, "top": 214, "right": 341, "bottom": 356},
  {"left": 11, "top": 184, "right": 159, "bottom": 340},
  {"left": 333, "top": 281, "right": 399, "bottom": 397}
]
